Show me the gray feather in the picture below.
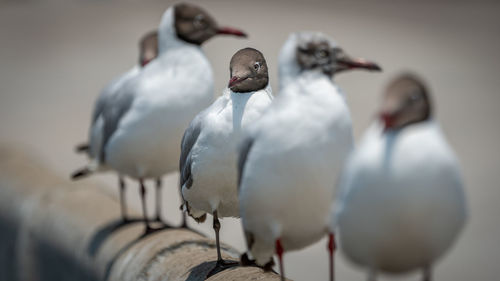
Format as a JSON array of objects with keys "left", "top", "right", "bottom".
[
  {"left": 91, "top": 73, "right": 128, "bottom": 125},
  {"left": 91, "top": 90, "right": 109, "bottom": 125},
  {"left": 179, "top": 115, "right": 203, "bottom": 189},
  {"left": 237, "top": 136, "right": 255, "bottom": 190},
  {"left": 100, "top": 80, "right": 137, "bottom": 162},
  {"left": 179, "top": 97, "right": 228, "bottom": 189}
]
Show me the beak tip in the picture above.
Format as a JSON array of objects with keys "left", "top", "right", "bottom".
[
  {"left": 380, "top": 112, "right": 394, "bottom": 131},
  {"left": 217, "top": 27, "right": 248, "bottom": 38},
  {"left": 228, "top": 76, "right": 239, "bottom": 88},
  {"left": 235, "top": 31, "right": 248, "bottom": 38}
]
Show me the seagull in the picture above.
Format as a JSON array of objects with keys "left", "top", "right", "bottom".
[
  {"left": 180, "top": 48, "right": 273, "bottom": 277},
  {"left": 238, "top": 32, "right": 381, "bottom": 281},
  {"left": 334, "top": 74, "right": 467, "bottom": 281},
  {"left": 72, "top": 30, "right": 159, "bottom": 222},
  {"left": 72, "top": 3, "right": 247, "bottom": 233}
]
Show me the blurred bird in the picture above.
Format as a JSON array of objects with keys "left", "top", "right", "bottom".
[
  {"left": 180, "top": 48, "right": 273, "bottom": 277},
  {"left": 334, "top": 74, "right": 467, "bottom": 281},
  {"left": 238, "top": 32, "right": 381, "bottom": 281},
  {"left": 72, "top": 30, "right": 159, "bottom": 223},
  {"left": 72, "top": 3, "right": 246, "bottom": 233}
]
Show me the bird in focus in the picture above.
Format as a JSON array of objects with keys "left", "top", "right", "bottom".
[
  {"left": 334, "top": 74, "right": 467, "bottom": 281},
  {"left": 72, "top": 30, "right": 159, "bottom": 223},
  {"left": 72, "top": 2, "right": 247, "bottom": 233},
  {"left": 238, "top": 32, "right": 381, "bottom": 281},
  {"left": 180, "top": 48, "right": 273, "bottom": 277}
]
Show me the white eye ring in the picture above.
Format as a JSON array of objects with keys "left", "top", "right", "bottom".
[{"left": 254, "top": 62, "right": 261, "bottom": 71}]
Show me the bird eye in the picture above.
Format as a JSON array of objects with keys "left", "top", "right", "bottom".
[
  {"left": 193, "top": 14, "right": 206, "bottom": 29},
  {"left": 253, "top": 62, "right": 261, "bottom": 71},
  {"left": 317, "top": 49, "right": 328, "bottom": 58},
  {"left": 410, "top": 94, "right": 421, "bottom": 101}
]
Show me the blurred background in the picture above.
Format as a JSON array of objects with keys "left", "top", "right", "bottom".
[{"left": 1, "top": 0, "right": 499, "bottom": 280}]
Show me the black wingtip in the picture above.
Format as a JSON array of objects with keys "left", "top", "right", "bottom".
[
  {"left": 240, "top": 253, "right": 253, "bottom": 266},
  {"left": 71, "top": 167, "right": 91, "bottom": 180},
  {"left": 75, "top": 143, "right": 90, "bottom": 153},
  {"left": 239, "top": 253, "right": 276, "bottom": 273},
  {"left": 194, "top": 213, "right": 207, "bottom": 223}
]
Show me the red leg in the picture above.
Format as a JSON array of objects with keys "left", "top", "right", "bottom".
[
  {"left": 328, "top": 233, "right": 336, "bottom": 281},
  {"left": 276, "top": 239, "right": 285, "bottom": 281}
]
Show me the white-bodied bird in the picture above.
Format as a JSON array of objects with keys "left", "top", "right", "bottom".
[
  {"left": 72, "top": 3, "right": 247, "bottom": 233},
  {"left": 238, "top": 32, "right": 381, "bottom": 281},
  {"left": 72, "top": 30, "right": 159, "bottom": 222},
  {"left": 180, "top": 48, "right": 273, "bottom": 277},
  {"left": 334, "top": 74, "right": 467, "bottom": 281}
]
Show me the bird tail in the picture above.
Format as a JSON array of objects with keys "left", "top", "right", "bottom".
[
  {"left": 74, "top": 143, "right": 90, "bottom": 154},
  {"left": 180, "top": 201, "right": 207, "bottom": 223},
  {"left": 71, "top": 161, "right": 99, "bottom": 180},
  {"left": 71, "top": 167, "right": 92, "bottom": 180}
]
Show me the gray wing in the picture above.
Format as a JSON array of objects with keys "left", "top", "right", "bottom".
[
  {"left": 91, "top": 70, "right": 133, "bottom": 124},
  {"left": 100, "top": 79, "right": 137, "bottom": 162},
  {"left": 179, "top": 114, "right": 203, "bottom": 189},
  {"left": 237, "top": 136, "right": 255, "bottom": 190},
  {"left": 179, "top": 96, "right": 229, "bottom": 189},
  {"left": 91, "top": 88, "right": 111, "bottom": 124}
]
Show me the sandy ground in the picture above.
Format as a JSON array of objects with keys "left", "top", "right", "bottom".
[{"left": 1, "top": 0, "right": 499, "bottom": 280}]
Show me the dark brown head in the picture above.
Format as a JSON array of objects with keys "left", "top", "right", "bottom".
[
  {"left": 228, "top": 48, "right": 269, "bottom": 93},
  {"left": 174, "top": 3, "right": 246, "bottom": 45},
  {"left": 380, "top": 74, "right": 432, "bottom": 131},
  {"left": 296, "top": 37, "right": 381, "bottom": 76},
  {"left": 139, "top": 30, "right": 158, "bottom": 67}
]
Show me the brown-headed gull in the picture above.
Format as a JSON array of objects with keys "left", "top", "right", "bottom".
[
  {"left": 238, "top": 32, "right": 381, "bottom": 281},
  {"left": 334, "top": 74, "right": 467, "bottom": 281},
  {"left": 180, "top": 48, "right": 273, "bottom": 277},
  {"left": 72, "top": 30, "right": 158, "bottom": 222},
  {"left": 72, "top": 3, "right": 246, "bottom": 233}
]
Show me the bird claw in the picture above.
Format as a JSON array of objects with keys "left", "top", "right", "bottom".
[
  {"left": 206, "top": 259, "right": 239, "bottom": 278},
  {"left": 240, "top": 253, "right": 277, "bottom": 274}
]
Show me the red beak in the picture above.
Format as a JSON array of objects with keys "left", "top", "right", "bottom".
[
  {"left": 380, "top": 112, "right": 395, "bottom": 131},
  {"left": 141, "top": 58, "right": 152, "bottom": 67},
  {"left": 228, "top": 76, "right": 246, "bottom": 88},
  {"left": 217, "top": 27, "right": 247, "bottom": 37},
  {"left": 340, "top": 58, "right": 382, "bottom": 71}
]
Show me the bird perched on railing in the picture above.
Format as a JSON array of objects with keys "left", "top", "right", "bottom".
[
  {"left": 72, "top": 30, "right": 159, "bottom": 223},
  {"left": 72, "top": 2, "right": 246, "bottom": 233},
  {"left": 180, "top": 48, "right": 273, "bottom": 277},
  {"left": 238, "top": 32, "right": 381, "bottom": 281},
  {"left": 334, "top": 74, "right": 467, "bottom": 281}
]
